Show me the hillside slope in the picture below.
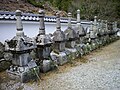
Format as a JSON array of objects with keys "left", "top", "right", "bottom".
[
  {"left": 0, "top": 0, "right": 120, "bottom": 27},
  {"left": 0, "top": 0, "right": 67, "bottom": 16}
]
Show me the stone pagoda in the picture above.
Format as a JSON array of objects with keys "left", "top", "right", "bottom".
[
  {"left": 89, "top": 20, "right": 96, "bottom": 50},
  {"left": 100, "top": 20, "right": 106, "bottom": 45},
  {"left": 113, "top": 21, "right": 118, "bottom": 37},
  {"left": 103, "top": 20, "right": 109, "bottom": 44},
  {"left": 97, "top": 19, "right": 103, "bottom": 46},
  {"left": 91, "top": 16, "right": 98, "bottom": 39},
  {"left": 74, "top": 9, "right": 86, "bottom": 56},
  {"left": 64, "top": 12, "right": 78, "bottom": 59},
  {"left": 89, "top": 16, "right": 99, "bottom": 50},
  {"left": 35, "top": 10, "right": 52, "bottom": 72},
  {"left": 50, "top": 12, "right": 69, "bottom": 65},
  {"left": 75, "top": 9, "right": 86, "bottom": 43},
  {"left": 4, "top": 10, "right": 38, "bottom": 82}
]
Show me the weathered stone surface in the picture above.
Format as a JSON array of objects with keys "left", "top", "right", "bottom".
[
  {"left": 35, "top": 10, "right": 52, "bottom": 73},
  {"left": 4, "top": 10, "right": 38, "bottom": 82},
  {"left": 74, "top": 9, "right": 86, "bottom": 37},
  {"left": 0, "top": 42, "right": 4, "bottom": 59},
  {"left": 50, "top": 12, "right": 68, "bottom": 65},
  {"left": 64, "top": 13, "right": 78, "bottom": 48}
]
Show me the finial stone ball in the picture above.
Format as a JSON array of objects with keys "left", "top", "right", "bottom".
[
  {"left": 77, "top": 9, "right": 80, "bottom": 14},
  {"left": 39, "top": 9, "right": 45, "bottom": 15},
  {"left": 94, "top": 16, "right": 97, "bottom": 19},
  {"left": 90, "top": 21, "right": 93, "bottom": 24},
  {"left": 15, "top": 10, "right": 21, "bottom": 16},
  {"left": 98, "top": 19, "right": 101, "bottom": 22},
  {"left": 68, "top": 12, "right": 72, "bottom": 17},
  {"left": 105, "top": 20, "right": 107, "bottom": 23}
]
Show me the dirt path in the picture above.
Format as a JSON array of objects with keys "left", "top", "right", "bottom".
[{"left": 0, "top": 40, "right": 120, "bottom": 90}]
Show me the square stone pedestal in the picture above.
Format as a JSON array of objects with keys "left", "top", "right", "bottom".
[
  {"left": 65, "top": 48, "right": 78, "bottom": 60},
  {"left": 50, "top": 50, "right": 71, "bottom": 66},
  {"left": 7, "top": 65, "right": 39, "bottom": 83}
]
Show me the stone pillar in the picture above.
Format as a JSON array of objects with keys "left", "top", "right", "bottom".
[
  {"left": 5, "top": 10, "right": 38, "bottom": 82},
  {"left": 36, "top": 10, "right": 52, "bottom": 72},
  {"left": 98, "top": 19, "right": 101, "bottom": 32},
  {"left": 68, "top": 12, "right": 72, "bottom": 28},
  {"left": 105, "top": 20, "right": 108, "bottom": 32},
  {"left": 76, "top": 9, "right": 85, "bottom": 37},
  {"left": 112, "top": 21, "right": 118, "bottom": 39},
  {"left": 64, "top": 12, "right": 78, "bottom": 59},
  {"left": 54, "top": 12, "right": 65, "bottom": 52},
  {"left": 101, "top": 20, "right": 104, "bottom": 34},
  {"left": 16, "top": 10, "right": 24, "bottom": 37},
  {"left": 56, "top": 12, "right": 61, "bottom": 31},
  {"left": 93, "top": 16, "right": 97, "bottom": 37},
  {"left": 77, "top": 9, "right": 80, "bottom": 26},
  {"left": 94, "top": 16, "right": 97, "bottom": 25},
  {"left": 39, "top": 10, "right": 45, "bottom": 35},
  {"left": 90, "top": 21, "right": 94, "bottom": 39},
  {"left": 50, "top": 12, "right": 68, "bottom": 65},
  {"left": 113, "top": 21, "right": 117, "bottom": 32}
]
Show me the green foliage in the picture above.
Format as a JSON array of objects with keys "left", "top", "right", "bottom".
[
  {"left": 27, "top": 0, "right": 44, "bottom": 8},
  {"left": 28, "top": 0, "right": 120, "bottom": 27},
  {"left": 45, "top": 0, "right": 72, "bottom": 12}
]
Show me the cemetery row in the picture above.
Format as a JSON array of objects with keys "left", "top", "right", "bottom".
[{"left": 2, "top": 9, "right": 119, "bottom": 82}]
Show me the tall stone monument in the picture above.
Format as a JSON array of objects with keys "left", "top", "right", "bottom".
[
  {"left": 64, "top": 12, "right": 78, "bottom": 59},
  {"left": 4, "top": 10, "right": 38, "bottom": 82},
  {"left": 74, "top": 9, "right": 86, "bottom": 56},
  {"left": 97, "top": 19, "right": 103, "bottom": 46},
  {"left": 89, "top": 16, "right": 99, "bottom": 50},
  {"left": 75, "top": 9, "right": 86, "bottom": 43},
  {"left": 35, "top": 10, "right": 52, "bottom": 72},
  {"left": 50, "top": 12, "right": 69, "bottom": 65}
]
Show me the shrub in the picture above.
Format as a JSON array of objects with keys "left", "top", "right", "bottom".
[{"left": 27, "top": 0, "right": 44, "bottom": 8}]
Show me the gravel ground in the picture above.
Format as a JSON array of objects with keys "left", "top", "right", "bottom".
[{"left": 0, "top": 40, "right": 120, "bottom": 90}]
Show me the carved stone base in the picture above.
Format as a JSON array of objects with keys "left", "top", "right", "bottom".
[
  {"left": 6, "top": 61, "right": 39, "bottom": 83},
  {"left": 50, "top": 50, "right": 70, "bottom": 65},
  {"left": 40, "top": 60, "right": 52, "bottom": 73},
  {"left": 65, "top": 48, "right": 78, "bottom": 60}
]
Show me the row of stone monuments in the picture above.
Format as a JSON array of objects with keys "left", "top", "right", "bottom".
[{"left": 4, "top": 9, "right": 119, "bottom": 82}]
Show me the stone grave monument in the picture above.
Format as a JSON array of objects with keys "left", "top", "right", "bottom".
[
  {"left": 50, "top": 12, "right": 69, "bottom": 65},
  {"left": 89, "top": 16, "right": 98, "bottom": 50},
  {"left": 64, "top": 12, "right": 78, "bottom": 59},
  {"left": 74, "top": 9, "right": 86, "bottom": 56},
  {"left": 4, "top": 10, "right": 39, "bottom": 82},
  {"left": 35, "top": 10, "right": 52, "bottom": 72}
]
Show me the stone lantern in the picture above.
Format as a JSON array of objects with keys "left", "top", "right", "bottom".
[
  {"left": 74, "top": 9, "right": 86, "bottom": 56},
  {"left": 4, "top": 10, "right": 38, "bottom": 82},
  {"left": 97, "top": 19, "right": 103, "bottom": 46},
  {"left": 89, "top": 20, "right": 96, "bottom": 50},
  {"left": 92, "top": 16, "right": 98, "bottom": 39},
  {"left": 100, "top": 20, "right": 106, "bottom": 45},
  {"left": 64, "top": 12, "right": 78, "bottom": 59},
  {"left": 111, "top": 21, "right": 118, "bottom": 41},
  {"left": 89, "top": 16, "right": 99, "bottom": 50},
  {"left": 50, "top": 12, "right": 69, "bottom": 65},
  {"left": 113, "top": 21, "right": 118, "bottom": 35},
  {"left": 103, "top": 20, "right": 109, "bottom": 44},
  {"left": 35, "top": 10, "right": 52, "bottom": 72},
  {"left": 75, "top": 9, "right": 86, "bottom": 43}
]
